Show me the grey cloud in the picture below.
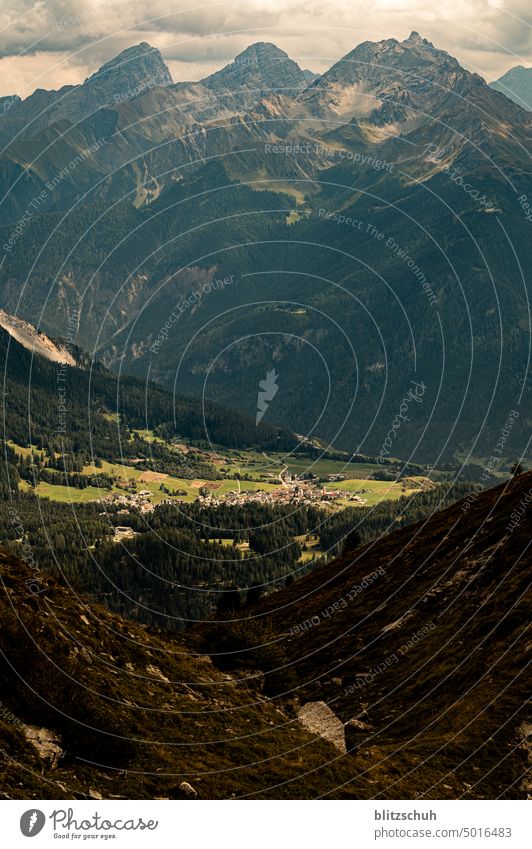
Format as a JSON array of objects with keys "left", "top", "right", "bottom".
[{"left": 0, "top": 1, "right": 530, "bottom": 95}]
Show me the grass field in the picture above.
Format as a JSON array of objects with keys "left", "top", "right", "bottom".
[
  {"left": 131, "top": 428, "right": 169, "bottom": 446},
  {"left": 125, "top": 440, "right": 386, "bottom": 482},
  {"left": 324, "top": 476, "right": 431, "bottom": 506},
  {"left": 82, "top": 462, "right": 283, "bottom": 503},
  {"left": 202, "top": 534, "right": 324, "bottom": 564},
  {"left": 27, "top": 483, "right": 109, "bottom": 503},
  {"left": 295, "top": 533, "right": 324, "bottom": 563},
  {"left": 453, "top": 450, "right": 511, "bottom": 477},
  {"left": 228, "top": 450, "right": 383, "bottom": 481},
  {"left": 101, "top": 411, "right": 120, "bottom": 424},
  {"left": 7, "top": 441, "right": 43, "bottom": 459}
]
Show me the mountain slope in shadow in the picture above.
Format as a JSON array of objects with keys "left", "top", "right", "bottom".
[{"left": 198, "top": 472, "right": 532, "bottom": 798}]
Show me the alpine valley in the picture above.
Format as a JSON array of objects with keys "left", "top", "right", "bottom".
[{"left": 0, "top": 20, "right": 530, "bottom": 806}]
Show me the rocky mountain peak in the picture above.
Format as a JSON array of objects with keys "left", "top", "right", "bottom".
[
  {"left": 237, "top": 41, "right": 289, "bottom": 61},
  {"left": 405, "top": 31, "right": 434, "bottom": 47},
  {"left": 341, "top": 31, "right": 459, "bottom": 76},
  {"left": 490, "top": 64, "right": 532, "bottom": 111},
  {"left": 84, "top": 42, "right": 173, "bottom": 98},
  {"left": 299, "top": 30, "right": 469, "bottom": 125},
  {"left": 202, "top": 41, "right": 306, "bottom": 94}
]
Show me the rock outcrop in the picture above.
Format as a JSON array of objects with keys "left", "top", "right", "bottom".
[{"left": 297, "top": 701, "right": 346, "bottom": 753}]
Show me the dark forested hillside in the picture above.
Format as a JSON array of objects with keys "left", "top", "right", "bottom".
[
  {"left": 0, "top": 481, "right": 476, "bottom": 627},
  {"left": 0, "top": 326, "right": 298, "bottom": 457}
]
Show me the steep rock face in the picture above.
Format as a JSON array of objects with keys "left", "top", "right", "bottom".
[
  {"left": 0, "top": 34, "right": 528, "bottom": 220},
  {"left": 168, "top": 42, "right": 311, "bottom": 122},
  {"left": 490, "top": 65, "right": 532, "bottom": 111},
  {"left": 83, "top": 42, "right": 173, "bottom": 100},
  {"left": 201, "top": 42, "right": 307, "bottom": 95},
  {"left": 0, "top": 43, "right": 173, "bottom": 139},
  {"left": 0, "top": 309, "right": 76, "bottom": 365}
]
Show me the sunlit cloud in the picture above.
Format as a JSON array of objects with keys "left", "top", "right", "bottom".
[{"left": 0, "top": 0, "right": 530, "bottom": 96}]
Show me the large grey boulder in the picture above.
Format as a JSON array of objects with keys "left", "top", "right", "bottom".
[{"left": 297, "top": 701, "right": 346, "bottom": 753}]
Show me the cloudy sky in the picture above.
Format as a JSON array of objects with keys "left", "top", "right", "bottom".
[{"left": 0, "top": 0, "right": 530, "bottom": 98}]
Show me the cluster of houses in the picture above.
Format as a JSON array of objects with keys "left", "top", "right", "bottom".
[
  {"left": 97, "top": 465, "right": 369, "bottom": 513},
  {"left": 197, "top": 478, "right": 366, "bottom": 508},
  {"left": 101, "top": 489, "right": 156, "bottom": 514}
]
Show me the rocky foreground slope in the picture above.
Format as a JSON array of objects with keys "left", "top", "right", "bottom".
[
  {"left": 0, "top": 549, "right": 361, "bottom": 799},
  {"left": 197, "top": 472, "right": 532, "bottom": 799},
  {"left": 0, "top": 472, "right": 529, "bottom": 799}
]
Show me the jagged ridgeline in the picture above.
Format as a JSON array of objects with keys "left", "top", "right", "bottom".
[
  {"left": 195, "top": 472, "right": 531, "bottom": 799},
  {"left": 490, "top": 65, "right": 532, "bottom": 110}
]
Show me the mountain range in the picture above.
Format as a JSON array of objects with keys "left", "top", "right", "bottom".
[
  {"left": 0, "top": 467, "right": 529, "bottom": 798},
  {"left": 0, "top": 33, "right": 530, "bottom": 462}
]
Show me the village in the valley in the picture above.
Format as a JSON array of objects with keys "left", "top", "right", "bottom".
[
  {"left": 103, "top": 465, "right": 373, "bottom": 545},
  {"left": 102, "top": 467, "right": 370, "bottom": 517}
]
